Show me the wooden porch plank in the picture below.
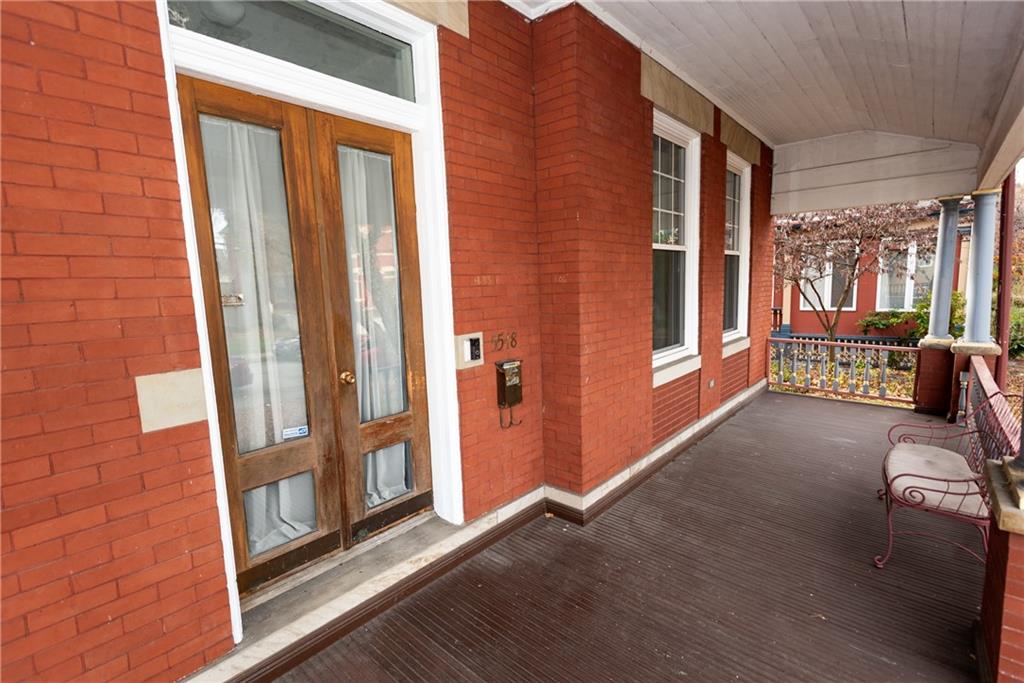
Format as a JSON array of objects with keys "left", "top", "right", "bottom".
[{"left": 280, "top": 393, "right": 983, "bottom": 682}]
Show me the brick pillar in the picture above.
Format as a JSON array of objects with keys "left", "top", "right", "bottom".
[
  {"left": 914, "top": 346, "right": 954, "bottom": 415},
  {"left": 698, "top": 130, "right": 726, "bottom": 416},
  {"left": 533, "top": 5, "right": 653, "bottom": 495},
  {"left": 746, "top": 144, "right": 774, "bottom": 386},
  {"left": 978, "top": 464, "right": 1024, "bottom": 682}
]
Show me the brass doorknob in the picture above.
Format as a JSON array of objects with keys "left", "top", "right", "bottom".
[{"left": 339, "top": 371, "right": 356, "bottom": 385}]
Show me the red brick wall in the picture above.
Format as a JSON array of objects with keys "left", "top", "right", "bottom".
[
  {"left": 698, "top": 130, "right": 727, "bottom": 416},
  {"left": 652, "top": 372, "right": 700, "bottom": 446},
  {"left": 721, "top": 349, "right": 749, "bottom": 401},
  {"left": 533, "top": 5, "right": 653, "bottom": 494},
  {"left": 1, "top": 3, "right": 233, "bottom": 679},
  {"left": 438, "top": 2, "right": 544, "bottom": 521},
  {"left": 980, "top": 524, "right": 1024, "bottom": 681}
]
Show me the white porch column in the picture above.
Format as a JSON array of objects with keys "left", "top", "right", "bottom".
[
  {"left": 919, "top": 196, "right": 962, "bottom": 349},
  {"left": 951, "top": 190, "right": 1002, "bottom": 355}
]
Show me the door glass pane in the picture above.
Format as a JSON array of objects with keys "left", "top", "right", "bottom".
[
  {"left": 653, "top": 250, "right": 683, "bottom": 351},
  {"left": 338, "top": 146, "right": 408, "bottom": 423},
  {"left": 243, "top": 471, "right": 317, "bottom": 556},
  {"left": 365, "top": 442, "right": 412, "bottom": 508},
  {"left": 168, "top": 1, "right": 415, "bottom": 101},
  {"left": 199, "top": 115, "right": 309, "bottom": 455}
]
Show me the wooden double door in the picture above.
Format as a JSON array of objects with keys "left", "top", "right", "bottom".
[{"left": 178, "top": 77, "right": 431, "bottom": 593}]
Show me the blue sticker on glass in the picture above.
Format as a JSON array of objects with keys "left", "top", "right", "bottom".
[{"left": 282, "top": 425, "right": 309, "bottom": 440}]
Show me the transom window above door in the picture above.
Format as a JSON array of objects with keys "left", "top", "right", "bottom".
[{"left": 167, "top": 1, "right": 415, "bottom": 101}]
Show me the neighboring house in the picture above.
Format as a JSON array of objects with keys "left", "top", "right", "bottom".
[{"left": 773, "top": 211, "right": 972, "bottom": 341}]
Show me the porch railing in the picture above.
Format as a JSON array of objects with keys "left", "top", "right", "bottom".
[
  {"left": 767, "top": 337, "right": 920, "bottom": 405},
  {"left": 966, "top": 356, "right": 1021, "bottom": 459},
  {"left": 770, "top": 307, "right": 783, "bottom": 332}
]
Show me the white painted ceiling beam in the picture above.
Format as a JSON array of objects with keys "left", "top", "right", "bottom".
[
  {"left": 977, "top": 43, "right": 1024, "bottom": 190},
  {"left": 772, "top": 131, "right": 979, "bottom": 214}
]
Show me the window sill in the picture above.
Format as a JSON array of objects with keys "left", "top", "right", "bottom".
[
  {"left": 722, "top": 336, "right": 750, "bottom": 358},
  {"left": 653, "top": 353, "right": 701, "bottom": 388}
]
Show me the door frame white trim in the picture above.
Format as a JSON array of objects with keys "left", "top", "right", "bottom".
[{"left": 155, "top": 0, "right": 463, "bottom": 643}]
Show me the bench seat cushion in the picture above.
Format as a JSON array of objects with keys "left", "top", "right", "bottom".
[{"left": 884, "top": 443, "right": 988, "bottom": 519}]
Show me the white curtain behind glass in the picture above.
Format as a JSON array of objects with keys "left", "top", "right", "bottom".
[
  {"left": 200, "top": 115, "right": 316, "bottom": 556},
  {"left": 338, "top": 146, "right": 411, "bottom": 508},
  {"left": 243, "top": 471, "right": 316, "bottom": 556},
  {"left": 200, "top": 115, "right": 309, "bottom": 454}
]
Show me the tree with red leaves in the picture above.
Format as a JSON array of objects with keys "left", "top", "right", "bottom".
[{"left": 774, "top": 201, "right": 938, "bottom": 341}]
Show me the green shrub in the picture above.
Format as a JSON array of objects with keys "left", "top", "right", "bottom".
[
  {"left": 857, "top": 310, "right": 909, "bottom": 335},
  {"left": 858, "top": 291, "right": 966, "bottom": 339},
  {"left": 1009, "top": 306, "right": 1024, "bottom": 358}
]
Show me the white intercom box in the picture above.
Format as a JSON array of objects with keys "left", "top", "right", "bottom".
[{"left": 454, "top": 332, "right": 484, "bottom": 369}]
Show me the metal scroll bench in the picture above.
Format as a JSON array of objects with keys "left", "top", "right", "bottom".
[{"left": 873, "top": 379, "right": 1019, "bottom": 568}]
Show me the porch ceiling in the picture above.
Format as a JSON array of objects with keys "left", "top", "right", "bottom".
[
  {"left": 530, "top": 0, "right": 1024, "bottom": 148},
  {"left": 519, "top": 0, "right": 1024, "bottom": 211}
]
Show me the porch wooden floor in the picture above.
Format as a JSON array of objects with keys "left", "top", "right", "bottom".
[{"left": 279, "top": 392, "right": 985, "bottom": 682}]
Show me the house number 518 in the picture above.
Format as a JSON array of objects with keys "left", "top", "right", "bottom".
[{"left": 492, "top": 331, "right": 518, "bottom": 351}]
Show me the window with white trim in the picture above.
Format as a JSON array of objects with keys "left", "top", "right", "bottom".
[
  {"left": 799, "top": 259, "right": 858, "bottom": 311},
  {"left": 722, "top": 154, "right": 751, "bottom": 340},
  {"left": 652, "top": 112, "right": 700, "bottom": 363},
  {"left": 876, "top": 242, "right": 934, "bottom": 311},
  {"left": 167, "top": 1, "right": 416, "bottom": 101}
]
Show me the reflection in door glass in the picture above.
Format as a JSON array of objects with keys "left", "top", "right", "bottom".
[
  {"left": 338, "top": 146, "right": 408, "bottom": 423},
  {"left": 338, "top": 146, "right": 411, "bottom": 509},
  {"left": 243, "top": 471, "right": 317, "bottom": 556},
  {"left": 364, "top": 442, "right": 412, "bottom": 508},
  {"left": 200, "top": 115, "right": 310, "bottom": 454}
]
